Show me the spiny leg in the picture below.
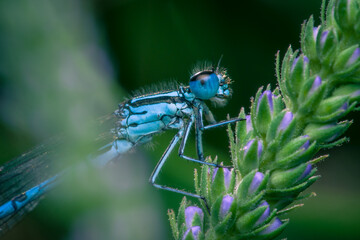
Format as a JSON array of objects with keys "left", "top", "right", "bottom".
[
  {"left": 178, "top": 115, "right": 218, "bottom": 167},
  {"left": 193, "top": 107, "right": 245, "bottom": 168},
  {"left": 149, "top": 128, "right": 206, "bottom": 201}
]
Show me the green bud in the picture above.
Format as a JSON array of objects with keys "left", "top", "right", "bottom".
[
  {"left": 211, "top": 195, "right": 236, "bottom": 236},
  {"left": 316, "top": 28, "right": 338, "bottom": 66},
  {"left": 333, "top": 84, "right": 360, "bottom": 103},
  {"left": 335, "top": 0, "right": 358, "bottom": 31},
  {"left": 269, "top": 163, "right": 314, "bottom": 189},
  {"left": 304, "top": 121, "right": 352, "bottom": 143},
  {"left": 333, "top": 45, "right": 360, "bottom": 80},
  {"left": 312, "top": 95, "right": 353, "bottom": 122},
  {"left": 250, "top": 218, "right": 288, "bottom": 240},
  {"left": 252, "top": 87, "right": 284, "bottom": 138},
  {"left": 301, "top": 16, "right": 317, "bottom": 59},
  {"left": 281, "top": 47, "right": 300, "bottom": 104},
  {"left": 274, "top": 135, "right": 317, "bottom": 169},
  {"left": 298, "top": 76, "right": 326, "bottom": 116},
  {"left": 235, "top": 201, "right": 271, "bottom": 233},
  {"left": 285, "top": 54, "right": 310, "bottom": 102},
  {"left": 266, "top": 111, "right": 295, "bottom": 147},
  {"left": 211, "top": 167, "right": 225, "bottom": 203},
  {"left": 266, "top": 175, "right": 319, "bottom": 210},
  {"left": 238, "top": 139, "right": 263, "bottom": 176},
  {"left": 236, "top": 170, "right": 269, "bottom": 202}
]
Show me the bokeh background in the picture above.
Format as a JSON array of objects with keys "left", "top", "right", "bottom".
[{"left": 0, "top": 0, "right": 359, "bottom": 239}]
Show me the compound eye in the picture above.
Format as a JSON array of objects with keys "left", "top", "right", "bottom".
[{"left": 189, "top": 72, "right": 219, "bottom": 100}]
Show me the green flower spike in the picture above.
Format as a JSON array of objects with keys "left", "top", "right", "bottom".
[{"left": 169, "top": 0, "right": 360, "bottom": 239}]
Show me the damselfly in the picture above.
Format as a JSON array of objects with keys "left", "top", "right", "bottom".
[{"left": 0, "top": 61, "right": 242, "bottom": 234}]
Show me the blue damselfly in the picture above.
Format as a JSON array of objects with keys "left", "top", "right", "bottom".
[{"left": 0, "top": 61, "right": 242, "bottom": 234}]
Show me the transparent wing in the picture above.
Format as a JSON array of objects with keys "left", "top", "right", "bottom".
[{"left": 0, "top": 114, "right": 117, "bottom": 235}]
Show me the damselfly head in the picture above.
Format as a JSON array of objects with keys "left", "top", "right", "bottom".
[{"left": 189, "top": 61, "right": 232, "bottom": 106}]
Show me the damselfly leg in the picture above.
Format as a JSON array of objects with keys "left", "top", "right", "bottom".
[{"left": 150, "top": 113, "right": 244, "bottom": 203}]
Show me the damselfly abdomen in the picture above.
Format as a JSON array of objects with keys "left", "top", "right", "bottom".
[{"left": 0, "top": 62, "right": 242, "bottom": 234}]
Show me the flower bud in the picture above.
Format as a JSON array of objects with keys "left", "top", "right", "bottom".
[
  {"left": 236, "top": 171, "right": 268, "bottom": 202},
  {"left": 235, "top": 200, "right": 273, "bottom": 235},
  {"left": 304, "top": 121, "right": 351, "bottom": 143},
  {"left": 270, "top": 163, "right": 314, "bottom": 189},
  {"left": 266, "top": 111, "right": 295, "bottom": 145},
  {"left": 313, "top": 26, "right": 319, "bottom": 40},
  {"left": 212, "top": 166, "right": 233, "bottom": 191},
  {"left": 297, "top": 164, "right": 313, "bottom": 183},
  {"left": 334, "top": 0, "right": 359, "bottom": 31},
  {"left": 298, "top": 76, "right": 326, "bottom": 116},
  {"left": 210, "top": 165, "right": 235, "bottom": 202},
  {"left": 239, "top": 139, "right": 263, "bottom": 175},
  {"left": 333, "top": 45, "right": 360, "bottom": 78},
  {"left": 309, "top": 76, "right": 322, "bottom": 95},
  {"left": 254, "top": 90, "right": 275, "bottom": 137},
  {"left": 333, "top": 84, "right": 360, "bottom": 103},
  {"left": 300, "top": 16, "right": 317, "bottom": 58},
  {"left": 286, "top": 55, "right": 310, "bottom": 100},
  {"left": 254, "top": 201, "right": 271, "bottom": 227},
  {"left": 248, "top": 172, "right": 265, "bottom": 195},
  {"left": 182, "top": 226, "right": 201, "bottom": 240},
  {"left": 278, "top": 112, "right": 293, "bottom": 132},
  {"left": 274, "top": 135, "right": 315, "bottom": 169},
  {"left": 347, "top": 47, "right": 360, "bottom": 67},
  {"left": 246, "top": 115, "right": 253, "bottom": 133},
  {"left": 313, "top": 95, "right": 350, "bottom": 122},
  {"left": 257, "top": 90, "right": 274, "bottom": 113},
  {"left": 185, "top": 206, "right": 204, "bottom": 229},
  {"left": 316, "top": 28, "right": 337, "bottom": 65},
  {"left": 259, "top": 218, "right": 283, "bottom": 235},
  {"left": 219, "top": 195, "right": 234, "bottom": 219}
]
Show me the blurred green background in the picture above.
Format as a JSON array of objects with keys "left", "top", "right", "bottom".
[{"left": 0, "top": 0, "right": 359, "bottom": 239}]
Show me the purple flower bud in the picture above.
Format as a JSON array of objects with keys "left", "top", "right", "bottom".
[
  {"left": 303, "top": 56, "right": 309, "bottom": 64},
  {"left": 278, "top": 112, "right": 293, "bottom": 132},
  {"left": 291, "top": 57, "right": 299, "bottom": 72},
  {"left": 309, "top": 76, "right": 322, "bottom": 95},
  {"left": 246, "top": 115, "right": 253, "bottom": 133},
  {"left": 340, "top": 102, "right": 348, "bottom": 111},
  {"left": 346, "top": 47, "right": 360, "bottom": 67},
  {"left": 243, "top": 140, "right": 254, "bottom": 154},
  {"left": 313, "top": 27, "right": 319, "bottom": 40},
  {"left": 352, "top": 90, "right": 360, "bottom": 98},
  {"left": 257, "top": 90, "right": 274, "bottom": 114},
  {"left": 243, "top": 139, "right": 263, "bottom": 160},
  {"left": 182, "top": 226, "right": 201, "bottom": 240},
  {"left": 320, "top": 30, "right": 329, "bottom": 47},
  {"left": 319, "top": 123, "right": 340, "bottom": 142},
  {"left": 219, "top": 195, "right": 234, "bottom": 219},
  {"left": 185, "top": 206, "right": 204, "bottom": 229},
  {"left": 258, "top": 140, "right": 263, "bottom": 159},
  {"left": 259, "top": 218, "right": 283, "bottom": 235},
  {"left": 300, "top": 135, "right": 310, "bottom": 150},
  {"left": 254, "top": 201, "right": 271, "bottom": 227},
  {"left": 248, "top": 172, "right": 265, "bottom": 195},
  {"left": 291, "top": 55, "right": 309, "bottom": 73},
  {"left": 212, "top": 166, "right": 233, "bottom": 190},
  {"left": 296, "top": 164, "right": 312, "bottom": 183}
]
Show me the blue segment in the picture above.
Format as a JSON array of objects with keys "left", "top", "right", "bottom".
[
  {"left": 0, "top": 175, "right": 58, "bottom": 219},
  {"left": 127, "top": 102, "right": 178, "bottom": 125},
  {"left": 189, "top": 73, "right": 219, "bottom": 99}
]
